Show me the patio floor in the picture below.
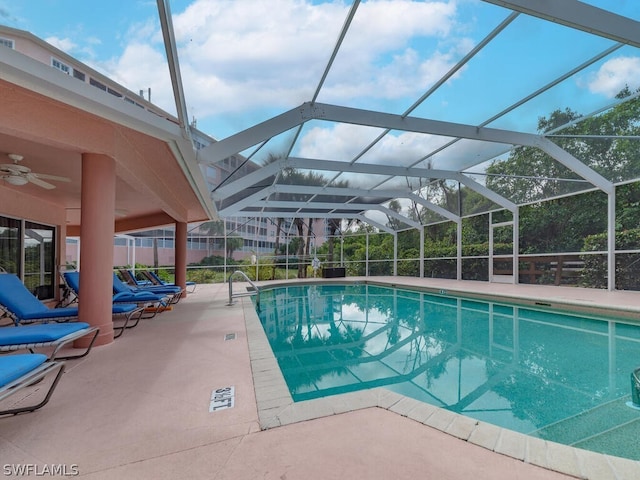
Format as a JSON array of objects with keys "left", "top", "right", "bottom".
[{"left": 1, "top": 278, "right": 640, "bottom": 479}]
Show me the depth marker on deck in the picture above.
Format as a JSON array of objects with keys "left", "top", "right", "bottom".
[{"left": 210, "top": 386, "right": 235, "bottom": 412}]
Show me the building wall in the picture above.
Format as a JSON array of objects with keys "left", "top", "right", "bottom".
[{"left": 66, "top": 242, "right": 214, "bottom": 269}]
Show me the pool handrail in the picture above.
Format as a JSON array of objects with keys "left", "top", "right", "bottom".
[
  {"left": 631, "top": 366, "right": 640, "bottom": 407},
  {"left": 227, "top": 270, "right": 260, "bottom": 306}
]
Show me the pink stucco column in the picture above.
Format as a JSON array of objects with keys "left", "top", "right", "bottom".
[
  {"left": 76, "top": 153, "right": 116, "bottom": 346},
  {"left": 175, "top": 221, "right": 187, "bottom": 298}
]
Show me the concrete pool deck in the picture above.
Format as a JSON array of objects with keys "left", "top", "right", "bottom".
[{"left": 1, "top": 278, "right": 639, "bottom": 479}]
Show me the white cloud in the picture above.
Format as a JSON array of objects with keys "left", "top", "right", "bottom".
[
  {"left": 297, "top": 123, "right": 385, "bottom": 160},
  {"left": 44, "top": 36, "right": 77, "bottom": 53},
  {"left": 104, "top": 42, "right": 177, "bottom": 114},
  {"left": 81, "top": 0, "right": 465, "bottom": 138},
  {"left": 297, "top": 123, "right": 453, "bottom": 164},
  {"left": 46, "top": 34, "right": 105, "bottom": 67},
  {"left": 583, "top": 56, "right": 640, "bottom": 98},
  {"left": 169, "top": 1, "right": 461, "bottom": 124}
]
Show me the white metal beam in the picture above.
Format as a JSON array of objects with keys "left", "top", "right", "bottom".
[
  {"left": 406, "top": 193, "right": 459, "bottom": 222},
  {"left": 356, "top": 215, "right": 396, "bottom": 235},
  {"left": 212, "top": 156, "right": 452, "bottom": 199},
  {"left": 289, "top": 158, "right": 518, "bottom": 210},
  {"left": 199, "top": 100, "right": 542, "bottom": 169},
  {"left": 157, "top": 0, "right": 191, "bottom": 140},
  {"left": 215, "top": 155, "right": 517, "bottom": 213},
  {"left": 251, "top": 200, "right": 423, "bottom": 230},
  {"left": 207, "top": 97, "right": 615, "bottom": 222},
  {"left": 219, "top": 183, "right": 460, "bottom": 221},
  {"left": 206, "top": 101, "right": 613, "bottom": 204},
  {"left": 482, "top": 0, "right": 640, "bottom": 48},
  {"left": 454, "top": 173, "right": 517, "bottom": 211},
  {"left": 312, "top": 102, "right": 541, "bottom": 147},
  {"left": 271, "top": 186, "right": 459, "bottom": 223},
  {"left": 269, "top": 184, "right": 402, "bottom": 198},
  {"left": 212, "top": 157, "right": 287, "bottom": 198},
  {"left": 215, "top": 185, "right": 275, "bottom": 216},
  {"left": 197, "top": 103, "right": 318, "bottom": 165},
  {"left": 242, "top": 210, "right": 395, "bottom": 235},
  {"left": 535, "top": 138, "right": 613, "bottom": 194},
  {"left": 310, "top": 104, "right": 616, "bottom": 193},
  {"left": 289, "top": 157, "right": 470, "bottom": 180}
]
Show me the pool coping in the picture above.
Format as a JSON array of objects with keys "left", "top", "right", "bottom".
[{"left": 242, "top": 278, "right": 640, "bottom": 480}]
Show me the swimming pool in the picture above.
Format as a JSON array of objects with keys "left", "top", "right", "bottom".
[{"left": 254, "top": 283, "right": 640, "bottom": 461}]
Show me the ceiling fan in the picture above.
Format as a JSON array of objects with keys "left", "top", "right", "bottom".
[{"left": 0, "top": 153, "right": 71, "bottom": 189}]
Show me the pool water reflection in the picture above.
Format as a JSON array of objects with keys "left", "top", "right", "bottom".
[{"left": 255, "top": 283, "right": 640, "bottom": 460}]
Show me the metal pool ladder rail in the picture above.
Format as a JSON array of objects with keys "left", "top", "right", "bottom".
[
  {"left": 227, "top": 270, "right": 260, "bottom": 306},
  {"left": 630, "top": 366, "right": 640, "bottom": 409}
]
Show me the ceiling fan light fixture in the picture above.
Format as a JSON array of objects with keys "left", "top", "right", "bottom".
[{"left": 4, "top": 175, "right": 28, "bottom": 186}]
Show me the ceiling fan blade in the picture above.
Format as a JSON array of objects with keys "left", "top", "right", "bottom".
[
  {"left": 0, "top": 164, "right": 30, "bottom": 174},
  {"left": 26, "top": 174, "right": 56, "bottom": 189},
  {"left": 32, "top": 173, "right": 71, "bottom": 182}
]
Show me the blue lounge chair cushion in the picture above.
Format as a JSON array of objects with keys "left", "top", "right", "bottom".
[
  {"left": 0, "top": 323, "right": 91, "bottom": 346},
  {"left": 62, "top": 271, "right": 81, "bottom": 295},
  {"left": 0, "top": 353, "right": 47, "bottom": 387},
  {"left": 0, "top": 274, "right": 79, "bottom": 320},
  {"left": 113, "top": 291, "right": 166, "bottom": 302},
  {"left": 20, "top": 307, "right": 79, "bottom": 321},
  {"left": 64, "top": 272, "right": 165, "bottom": 304}
]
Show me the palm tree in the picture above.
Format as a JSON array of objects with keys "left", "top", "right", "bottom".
[
  {"left": 200, "top": 220, "right": 243, "bottom": 260},
  {"left": 270, "top": 217, "right": 284, "bottom": 280},
  {"left": 262, "top": 155, "right": 330, "bottom": 278},
  {"left": 199, "top": 220, "right": 224, "bottom": 256},
  {"left": 326, "top": 218, "right": 341, "bottom": 267}
]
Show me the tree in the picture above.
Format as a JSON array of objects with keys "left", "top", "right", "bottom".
[
  {"left": 270, "top": 217, "right": 283, "bottom": 280},
  {"left": 200, "top": 220, "right": 225, "bottom": 256},
  {"left": 261, "top": 154, "right": 351, "bottom": 278},
  {"left": 225, "top": 236, "right": 243, "bottom": 259},
  {"left": 386, "top": 199, "right": 404, "bottom": 230},
  {"left": 326, "top": 218, "right": 342, "bottom": 266},
  {"left": 481, "top": 87, "right": 640, "bottom": 255},
  {"left": 486, "top": 87, "right": 640, "bottom": 202}
]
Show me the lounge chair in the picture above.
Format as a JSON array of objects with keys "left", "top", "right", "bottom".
[
  {"left": 110, "top": 304, "right": 146, "bottom": 337},
  {"left": 0, "top": 322, "right": 99, "bottom": 360},
  {"left": 56, "top": 266, "right": 79, "bottom": 307},
  {"left": 118, "top": 269, "right": 152, "bottom": 287},
  {"left": 63, "top": 271, "right": 169, "bottom": 320},
  {"left": 0, "top": 273, "right": 142, "bottom": 337},
  {"left": 112, "top": 273, "right": 182, "bottom": 305},
  {"left": 141, "top": 270, "right": 196, "bottom": 293},
  {"left": 0, "top": 274, "right": 81, "bottom": 325},
  {"left": 0, "top": 353, "right": 65, "bottom": 416}
]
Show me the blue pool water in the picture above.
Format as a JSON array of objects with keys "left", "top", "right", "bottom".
[{"left": 254, "top": 283, "right": 640, "bottom": 460}]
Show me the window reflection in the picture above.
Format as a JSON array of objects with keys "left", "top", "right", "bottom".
[{"left": 0, "top": 215, "right": 56, "bottom": 299}]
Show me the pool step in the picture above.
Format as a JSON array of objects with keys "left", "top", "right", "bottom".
[
  {"left": 533, "top": 396, "right": 639, "bottom": 448},
  {"left": 572, "top": 416, "right": 640, "bottom": 460}
]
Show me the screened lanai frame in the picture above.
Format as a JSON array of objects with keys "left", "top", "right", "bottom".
[{"left": 191, "top": 1, "right": 640, "bottom": 291}]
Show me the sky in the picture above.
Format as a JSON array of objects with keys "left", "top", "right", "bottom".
[{"left": 1, "top": 0, "right": 640, "bottom": 176}]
